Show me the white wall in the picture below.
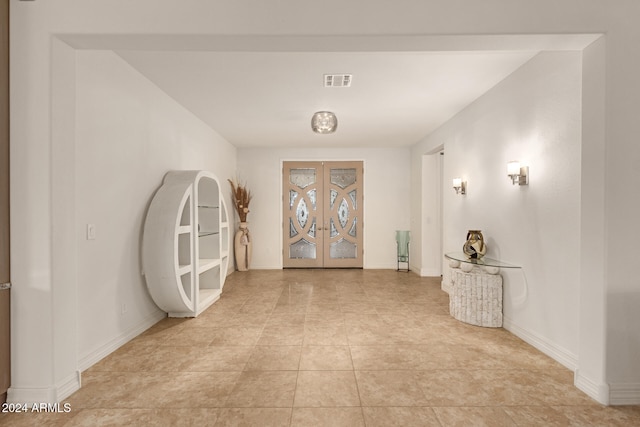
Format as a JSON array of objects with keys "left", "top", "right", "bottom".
[
  {"left": 421, "top": 152, "right": 444, "bottom": 276},
  {"left": 602, "top": 25, "right": 640, "bottom": 401},
  {"left": 74, "top": 51, "right": 237, "bottom": 367},
  {"left": 578, "top": 37, "right": 608, "bottom": 401},
  {"left": 409, "top": 148, "right": 444, "bottom": 277},
  {"left": 416, "top": 51, "right": 583, "bottom": 366},
  {"left": 237, "top": 147, "right": 410, "bottom": 269}
]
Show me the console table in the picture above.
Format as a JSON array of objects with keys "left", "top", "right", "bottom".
[{"left": 444, "top": 252, "right": 520, "bottom": 328}]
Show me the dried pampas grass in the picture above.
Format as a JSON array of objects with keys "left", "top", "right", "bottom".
[{"left": 228, "top": 179, "right": 252, "bottom": 222}]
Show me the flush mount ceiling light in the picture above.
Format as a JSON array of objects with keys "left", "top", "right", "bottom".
[{"left": 311, "top": 111, "right": 338, "bottom": 134}]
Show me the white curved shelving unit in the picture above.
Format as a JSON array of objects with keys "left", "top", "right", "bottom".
[{"left": 143, "top": 170, "right": 229, "bottom": 317}]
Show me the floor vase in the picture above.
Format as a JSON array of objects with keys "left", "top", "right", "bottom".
[{"left": 234, "top": 222, "right": 252, "bottom": 271}]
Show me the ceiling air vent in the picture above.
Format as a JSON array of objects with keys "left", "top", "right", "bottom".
[{"left": 324, "top": 74, "right": 352, "bottom": 87}]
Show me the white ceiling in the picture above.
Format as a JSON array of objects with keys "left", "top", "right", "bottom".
[
  {"left": 60, "top": 32, "right": 598, "bottom": 150},
  {"left": 115, "top": 49, "right": 539, "bottom": 149}
]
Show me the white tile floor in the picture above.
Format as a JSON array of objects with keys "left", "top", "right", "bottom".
[{"left": 2, "top": 269, "right": 639, "bottom": 426}]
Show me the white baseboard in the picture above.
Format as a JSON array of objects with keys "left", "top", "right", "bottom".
[
  {"left": 8, "top": 370, "right": 82, "bottom": 405},
  {"left": 609, "top": 382, "right": 640, "bottom": 405},
  {"left": 78, "top": 309, "right": 166, "bottom": 372},
  {"left": 575, "top": 370, "right": 609, "bottom": 405},
  {"left": 502, "top": 316, "right": 578, "bottom": 371},
  {"left": 370, "top": 263, "right": 399, "bottom": 270},
  {"left": 415, "top": 266, "right": 441, "bottom": 277},
  {"left": 490, "top": 317, "right": 639, "bottom": 406},
  {"left": 7, "top": 387, "right": 56, "bottom": 405},
  {"left": 55, "top": 370, "right": 82, "bottom": 402},
  {"left": 503, "top": 318, "right": 616, "bottom": 405},
  {"left": 244, "top": 265, "right": 283, "bottom": 270}
]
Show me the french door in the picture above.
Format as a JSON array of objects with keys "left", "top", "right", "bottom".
[{"left": 283, "top": 161, "right": 363, "bottom": 268}]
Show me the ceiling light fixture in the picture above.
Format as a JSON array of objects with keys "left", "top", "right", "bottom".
[{"left": 311, "top": 111, "right": 338, "bottom": 134}]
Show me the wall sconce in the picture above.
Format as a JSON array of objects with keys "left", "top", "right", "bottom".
[
  {"left": 452, "top": 178, "right": 466, "bottom": 195},
  {"left": 507, "top": 161, "right": 529, "bottom": 185}
]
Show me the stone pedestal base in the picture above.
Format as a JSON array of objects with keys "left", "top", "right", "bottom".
[{"left": 450, "top": 267, "right": 503, "bottom": 327}]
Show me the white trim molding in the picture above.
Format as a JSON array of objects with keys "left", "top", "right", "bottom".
[
  {"left": 417, "top": 267, "right": 441, "bottom": 277},
  {"left": 56, "top": 370, "right": 82, "bottom": 402},
  {"left": 609, "top": 382, "right": 640, "bottom": 405},
  {"left": 6, "top": 370, "right": 80, "bottom": 405},
  {"left": 7, "top": 387, "right": 56, "bottom": 405},
  {"left": 575, "top": 370, "right": 609, "bottom": 405},
  {"left": 503, "top": 316, "right": 578, "bottom": 371}
]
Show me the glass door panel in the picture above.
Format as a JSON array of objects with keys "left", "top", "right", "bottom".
[
  {"left": 283, "top": 162, "right": 324, "bottom": 268},
  {"left": 323, "top": 162, "right": 363, "bottom": 268}
]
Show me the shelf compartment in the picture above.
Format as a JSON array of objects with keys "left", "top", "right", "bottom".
[
  {"left": 221, "top": 227, "right": 229, "bottom": 248},
  {"left": 198, "top": 203, "right": 220, "bottom": 236},
  {"left": 220, "top": 256, "right": 230, "bottom": 286},
  {"left": 197, "top": 288, "right": 221, "bottom": 315},
  {"left": 180, "top": 195, "right": 191, "bottom": 226},
  {"left": 199, "top": 231, "right": 220, "bottom": 259},
  {"left": 177, "top": 233, "right": 191, "bottom": 267},
  {"left": 180, "top": 272, "right": 193, "bottom": 302},
  {"left": 199, "top": 263, "right": 222, "bottom": 290},
  {"left": 198, "top": 178, "right": 220, "bottom": 209},
  {"left": 220, "top": 202, "right": 228, "bottom": 223},
  {"left": 198, "top": 258, "right": 221, "bottom": 274}
]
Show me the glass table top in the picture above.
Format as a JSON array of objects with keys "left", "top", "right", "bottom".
[{"left": 445, "top": 252, "right": 521, "bottom": 269}]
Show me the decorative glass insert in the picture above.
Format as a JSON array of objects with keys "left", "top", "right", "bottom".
[
  {"left": 297, "top": 198, "right": 309, "bottom": 229},
  {"left": 289, "top": 218, "right": 298, "bottom": 238},
  {"left": 338, "top": 198, "right": 349, "bottom": 229},
  {"left": 330, "top": 218, "right": 338, "bottom": 238},
  {"left": 330, "top": 168, "right": 357, "bottom": 189},
  {"left": 290, "top": 238, "right": 316, "bottom": 259},
  {"left": 348, "top": 217, "right": 357, "bottom": 237},
  {"left": 348, "top": 189, "right": 357, "bottom": 210},
  {"left": 289, "top": 190, "right": 298, "bottom": 210},
  {"left": 330, "top": 238, "right": 357, "bottom": 259},
  {"left": 290, "top": 168, "right": 316, "bottom": 189},
  {"left": 330, "top": 189, "right": 338, "bottom": 209},
  {"left": 308, "top": 218, "right": 316, "bottom": 238},
  {"left": 307, "top": 189, "right": 317, "bottom": 210}
]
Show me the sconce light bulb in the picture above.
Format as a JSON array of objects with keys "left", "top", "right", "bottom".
[{"left": 507, "top": 161, "right": 521, "bottom": 176}]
